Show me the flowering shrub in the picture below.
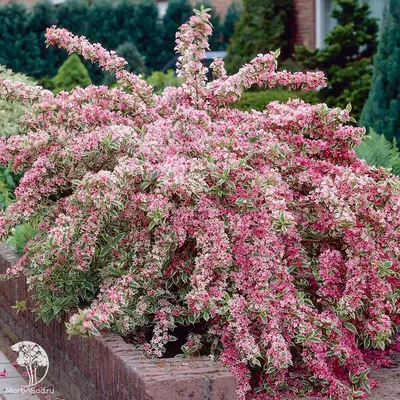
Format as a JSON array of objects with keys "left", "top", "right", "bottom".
[{"left": 0, "top": 8, "right": 399, "bottom": 400}]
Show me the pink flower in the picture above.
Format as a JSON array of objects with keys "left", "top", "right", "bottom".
[{"left": 0, "top": 7, "right": 398, "bottom": 400}]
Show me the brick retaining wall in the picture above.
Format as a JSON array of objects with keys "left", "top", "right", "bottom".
[{"left": 0, "top": 244, "right": 237, "bottom": 400}]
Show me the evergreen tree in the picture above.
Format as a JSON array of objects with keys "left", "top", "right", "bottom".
[
  {"left": 51, "top": 54, "right": 92, "bottom": 94},
  {"left": 117, "top": 42, "right": 146, "bottom": 75},
  {"left": 87, "top": 0, "right": 117, "bottom": 49},
  {"left": 296, "top": 0, "right": 378, "bottom": 119},
  {"left": 114, "top": 0, "right": 139, "bottom": 46},
  {"left": 28, "top": 1, "right": 60, "bottom": 78},
  {"left": 162, "top": 0, "right": 192, "bottom": 66},
  {"left": 361, "top": 0, "right": 400, "bottom": 142},
  {"left": 56, "top": 0, "right": 90, "bottom": 37},
  {"left": 225, "top": 0, "right": 294, "bottom": 73},
  {"left": 85, "top": 0, "right": 118, "bottom": 83},
  {"left": 0, "top": 3, "right": 39, "bottom": 75},
  {"left": 103, "top": 42, "right": 146, "bottom": 86},
  {"left": 221, "top": 1, "right": 241, "bottom": 46},
  {"left": 134, "top": 0, "right": 164, "bottom": 70}
]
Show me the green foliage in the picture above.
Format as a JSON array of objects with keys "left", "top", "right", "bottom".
[
  {"left": 356, "top": 129, "right": 400, "bottom": 175},
  {"left": 233, "top": 89, "right": 306, "bottom": 112},
  {"left": 0, "top": 181, "right": 13, "bottom": 212},
  {"left": 117, "top": 42, "right": 146, "bottom": 75},
  {"left": 28, "top": 1, "right": 60, "bottom": 78},
  {"left": 104, "top": 42, "right": 146, "bottom": 86},
  {"left": 296, "top": 0, "right": 378, "bottom": 119},
  {"left": 0, "top": 0, "right": 237, "bottom": 81},
  {"left": 0, "top": 163, "right": 21, "bottom": 214},
  {"left": 225, "top": 0, "right": 294, "bottom": 73},
  {"left": 221, "top": 2, "right": 241, "bottom": 45},
  {"left": 52, "top": 54, "right": 92, "bottom": 94},
  {"left": 0, "top": 3, "right": 39, "bottom": 74},
  {"left": 6, "top": 223, "right": 37, "bottom": 255},
  {"left": 0, "top": 0, "right": 163, "bottom": 81},
  {"left": 146, "top": 70, "right": 180, "bottom": 94},
  {"left": 134, "top": 0, "right": 165, "bottom": 71},
  {"left": 162, "top": 0, "right": 192, "bottom": 66},
  {"left": 361, "top": 0, "right": 400, "bottom": 142}
]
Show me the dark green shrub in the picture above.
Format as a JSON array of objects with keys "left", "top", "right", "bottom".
[
  {"left": 52, "top": 54, "right": 92, "bottom": 94},
  {"left": 221, "top": 2, "right": 241, "bottom": 46},
  {"left": 146, "top": 70, "right": 180, "bottom": 94},
  {"left": 0, "top": 3, "right": 39, "bottom": 75},
  {"left": 28, "top": 0, "right": 60, "bottom": 78},
  {"left": 361, "top": 0, "right": 400, "bottom": 142},
  {"left": 162, "top": 0, "right": 192, "bottom": 66},
  {"left": 134, "top": 0, "right": 164, "bottom": 70},
  {"left": 6, "top": 223, "right": 37, "bottom": 255},
  {"left": 225, "top": 0, "right": 294, "bottom": 73},
  {"left": 296, "top": 0, "right": 378, "bottom": 119},
  {"left": 103, "top": 42, "right": 146, "bottom": 86}
]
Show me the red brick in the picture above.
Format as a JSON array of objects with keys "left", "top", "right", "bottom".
[
  {"left": 0, "top": 244, "right": 237, "bottom": 400},
  {"left": 293, "top": 0, "right": 316, "bottom": 49}
]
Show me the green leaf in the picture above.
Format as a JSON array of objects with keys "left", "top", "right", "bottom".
[
  {"left": 53, "top": 305, "right": 63, "bottom": 315},
  {"left": 141, "top": 181, "right": 151, "bottom": 190},
  {"left": 108, "top": 267, "right": 121, "bottom": 277},
  {"left": 100, "top": 245, "right": 111, "bottom": 258},
  {"left": 82, "top": 281, "right": 94, "bottom": 292},
  {"left": 343, "top": 322, "right": 357, "bottom": 334},
  {"left": 114, "top": 233, "right": 125, "bottom": 243},
  {"left": 148, "top": 220, "right": 157, "bottom": 230},
  {"left": 130, "top": 281, "right": 140, "bottom": 289}
]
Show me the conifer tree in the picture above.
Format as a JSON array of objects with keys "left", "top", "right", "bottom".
[
  {"left": 225, "top": 0, "right": 294, "bottom": 73},
  {"left": 296, "top": 0, "right": 378, "bottom": 119},
  {"left": 0, "top": 3, "right": 39, "bottom": 75},
  {"left": 51, "top": 54, "right": 92, "bottom": 94},
  {"left": 134, "top": 0, "right": 164, "bottom": 70},
  {"left": 162, "top": 0, "right": 192, "bottom": 65},
  {"left": 361, "top": 0, "right": 400, "bottom": 142},
  {"left": 28, "top": 1, "right": 60, "bottom": 78},
  {"left": 221, "top": 1, "right": 241, "bottom": 46}
]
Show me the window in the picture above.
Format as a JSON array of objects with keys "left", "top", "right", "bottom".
[
  {"left": 316, "top": 0, "right": 335, "bottom": 48},
  {"left": 316, "top": 0, "right": 387, "bottom": 49},
  {"left": 157, "top": 1, "right": 168, "bottom": 18}
]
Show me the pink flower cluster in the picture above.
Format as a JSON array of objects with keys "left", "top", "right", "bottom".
[{"left": 0, "top": 9, "right": 399, "bottom": 399}]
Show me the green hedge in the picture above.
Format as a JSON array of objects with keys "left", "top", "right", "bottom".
[
  {"left": 233, "top": 89, "right": 307, "bottom": 112},
  {"left": 0, "top": 0, "right": 239, "bottom": 83}
]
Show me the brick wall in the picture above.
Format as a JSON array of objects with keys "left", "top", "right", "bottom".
[
  {"left": 293, "top": 0, "right": 316, "bottom": 49},
  {"left": 0, "top": 244, "right": 237, "bottom": 400},
  {"left": 207, "top": 0, "right": 233, "bottom": 17}
]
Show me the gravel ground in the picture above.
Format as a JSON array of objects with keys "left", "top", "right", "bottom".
[{"left": 369, "top": 351, "right": 400, "bottom": 399}]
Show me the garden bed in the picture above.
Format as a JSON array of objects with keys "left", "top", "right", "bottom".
[{"left": 0, "top": 244, "right": 237, "bottom": 400}]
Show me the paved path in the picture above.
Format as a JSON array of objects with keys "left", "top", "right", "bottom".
[{"left": 0, "top": 350, "right": 39, "bottom": 400}]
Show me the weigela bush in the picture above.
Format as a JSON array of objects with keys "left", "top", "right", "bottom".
[{"left": 0, "top": 9, "right": 399, "bottom": 400}]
